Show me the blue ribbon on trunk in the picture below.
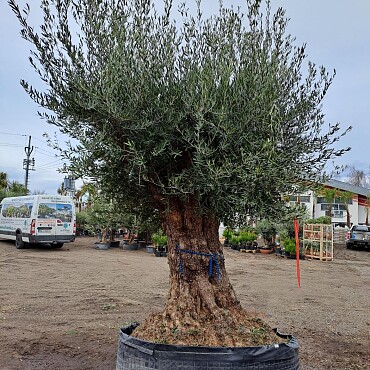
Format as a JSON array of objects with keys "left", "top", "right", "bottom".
[{"left": 176, "top": 244, "right": 224, "bottom": 281}]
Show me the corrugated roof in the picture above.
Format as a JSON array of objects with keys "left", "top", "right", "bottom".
[{"left": 324, "top": 179, "right": 370, "bottom": 197}]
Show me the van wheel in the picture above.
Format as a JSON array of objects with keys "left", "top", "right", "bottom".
[
  {"left": 16, "top": 233, "right": 25, "bottom": 249},
  {"left": 56, "top": 243, "right": 64, "bottom": 248}
]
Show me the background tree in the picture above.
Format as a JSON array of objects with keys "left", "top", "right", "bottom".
[
  {"left": 347, "top": 166, "right": 369, "bottom": 188},
  {"left": 32, "top": 190, "right": 46, "bottom": 195},
  {"left": 57, "top": 182, "right": 67, "bottom": 196},
  {"left": 337, "top": 190, "right": 354, "bottom": 228},
  {"left": 74, "top": 182, "right": 97, "bottom": 211},
  {"left": 0, "top": 173, "right": 28, "bottom": 201},
  {"left": 9, "top": 0, "right": 350, "bottom": 346},
  {"left": 255, "top": 219, "right": 277, "bottom": 244},
  {"left": 365, "top": 195, "right": 370, "bottom": 226},
  {"left": 318, "top": 187, "right": 353, "bottom": 227},
  {"left": 85, "top": 197, "right": 122, "bottom": 243},
  {"left": 0, "top": 172, "right": 8, "bottom": 190},
  {"left": 319, "top": 187, "right": 340, "bottom": 224}
]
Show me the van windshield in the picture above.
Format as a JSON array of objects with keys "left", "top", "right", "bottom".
[{"left": 38, "top": 203, "right": 73, "bottom": 222}]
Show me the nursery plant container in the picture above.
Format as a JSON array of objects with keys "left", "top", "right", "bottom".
[
  {"left": 123, "top": 244, "right": 139, "bottom": 251},
  {"left": 275, "top": 248, "right": 283, "bottom": 256},
  {"left": 116, "top": 323, "right": 300, "bottom": 370},
  {"left": 94, "top": 242, "right": 110, "bottom": 250},
  {"left": 154, "top": 250, "right": 167, "bottom": 257},
  {"left": 259, "top": 247, "right": 274, "bottom": 254},
  {"left": 110, "top": 240, "right": 121, "bottom": 248}
]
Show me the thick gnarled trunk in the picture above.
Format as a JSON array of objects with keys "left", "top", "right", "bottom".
[
  {"left": 132, "top": 196, "right": 278, "bottom": 347},
  {"left": 163, "top": 196, "right": 241, "bottom": 318}
]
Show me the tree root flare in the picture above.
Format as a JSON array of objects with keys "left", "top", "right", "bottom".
[{"left": 131, "top": 307, "right": 286, "bottom": 347}]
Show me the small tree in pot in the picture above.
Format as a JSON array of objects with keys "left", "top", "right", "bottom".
[
  {"left": 255, "top": 220, "right": 277, "bottom": 248},
  {"left": 151, "top": 229, "right": 168, "bottom": 256},
  {"left": 86, "top": 198, "right": 120, "bottom": 247}
]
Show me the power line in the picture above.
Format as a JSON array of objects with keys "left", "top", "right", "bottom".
[
  {"left": 0, "top": 143, "right": 24, "bottom": 147},
  {"left": 36, "top": 168, "right": 64, "bottom": 173},
  {"left": 34, "top": 151, "right": 58, "bottom": 158},
  {"left": 0, "top": 132, "right": 53, "bottom": 144},
  {"left": 37, "top": 159, "right": 64, "bottom": 169},
  {"left": 0, "top": 132, "right": 27, "bottom": 137},
  {"left": 32, "top": 136, "right": 50, "bottom": 145},
  {"left": 34, "top": 146, "right": 60, "bottom": 157}
]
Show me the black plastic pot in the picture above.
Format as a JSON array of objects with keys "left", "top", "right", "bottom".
[
  {"left": 123, "top": 244, "right": 139, "bottom": 251},
  {"left": 110, "top": 240, "right": 121, "bottom": 248},
  {"left": 154, "top": 250, "right": 167, "bottom": 257},
  {"left": 94, "top": 242, "right": 110, "bottom": 250},
  {"left": 116, "top": 323, "right": 300, "bottom": 369},
  {"left": 146, "top": 246, "right": 155, "bottom": 253}
]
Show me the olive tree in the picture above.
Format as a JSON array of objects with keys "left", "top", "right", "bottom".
[{"left": 9, "top": 0, "right": 350, "bottom": 346}]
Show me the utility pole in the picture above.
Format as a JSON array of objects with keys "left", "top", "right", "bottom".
[
  {"left": 63, "top": 163, "right": 76, "bottom": 198},
  {"left": 23, "top": 135, "right": 35, "bottom": 192}
]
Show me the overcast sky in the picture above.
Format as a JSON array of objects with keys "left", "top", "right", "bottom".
[{"left": 1, "top": 0, "right": 369, "bottom": 194}]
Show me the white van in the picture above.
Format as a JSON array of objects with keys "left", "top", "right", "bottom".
[{"left": 0, "top": 195, "right": 76, "bottom": 249}]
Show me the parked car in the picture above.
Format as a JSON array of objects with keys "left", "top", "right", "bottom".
[{"left": 346, "top": 225, "right": 370, "bottom": 250}]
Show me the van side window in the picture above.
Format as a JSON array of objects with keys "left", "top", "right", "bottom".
[
  {"left": 1, "top": 203, "right": 33, "bottom": 218},
  {"left": 38, "top": 203, "right": 73, "bottom": 222}
]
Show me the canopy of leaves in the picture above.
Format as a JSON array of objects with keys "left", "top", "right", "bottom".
[
  {"left": 318, "top": 186, "right": 354, "bottom": 204},
  {"left": 305, "top": 216, "right": 331, "bottom": 225},
  {"left": 81, "top": 187, "right": 160, "bottom": 239},
  {"left": 9, "top": 0, "right": 351, "bottom": 226},
  {"left": 85, "top": 198, "right": 123, "bottom": 230}
]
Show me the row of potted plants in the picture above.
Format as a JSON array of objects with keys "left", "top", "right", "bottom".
[
  {"left": 224, "top": 229, "right": 258, "bottom": 250},
  {"left": 223, "top": 224, "right": 305, "bottom": 258}
]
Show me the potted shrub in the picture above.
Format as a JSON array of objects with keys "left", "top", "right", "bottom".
[
  {"left": 222, "top": 228, "right": 233, "bottom": 247},
  {"left": 255, "top": 220, "right": 277, "bottom": 246},
  {"left": 283, "top": 238, "right": 305, "bottom": 259},
  {"left": 238, "top": 230, "right": 257, "bottom": 250},
  {"left": 282, "top": 238, "right": 296, "bottom": 258},
  {"left": 151, "top": 230, "right": 167, "bottom": 257},
  {"left": 229, "top": 234, "right": 240, "bottom": 250},
  {"left": 85, "top": 198, "right": 123, "bottom": 249}
]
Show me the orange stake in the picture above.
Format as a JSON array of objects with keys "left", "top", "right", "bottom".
[{"left": 294, "top": 218, "right": 301, "bottom": 288}]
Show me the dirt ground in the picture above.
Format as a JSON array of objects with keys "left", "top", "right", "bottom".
[{"left": 0, "top": 237, "right": 369, "bottom": 370}]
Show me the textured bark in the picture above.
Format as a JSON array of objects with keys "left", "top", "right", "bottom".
[
  {"left": 163, "top": 196, "right": 241, "bottom": 316},
  {"left": 346, "top": 205, "right": 351, "bottom": 228},
  {"left": 132, "top": 195, "right": 279, "bottom": 347}
]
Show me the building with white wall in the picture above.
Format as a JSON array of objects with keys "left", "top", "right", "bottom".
[
  {"left": 219, "top": 179, "right": 370, "bottom": 237},
  {"left": 290, "top": 179, "right": 370, "bottom": 227}
]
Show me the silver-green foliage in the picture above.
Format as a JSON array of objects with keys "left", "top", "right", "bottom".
[{"left": 9, "top": 0, "right": 350, "bottom": 224}]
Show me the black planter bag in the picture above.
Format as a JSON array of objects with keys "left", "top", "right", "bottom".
[{"left": 116, "top": 323, "right": 299, "bottom": 369}]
